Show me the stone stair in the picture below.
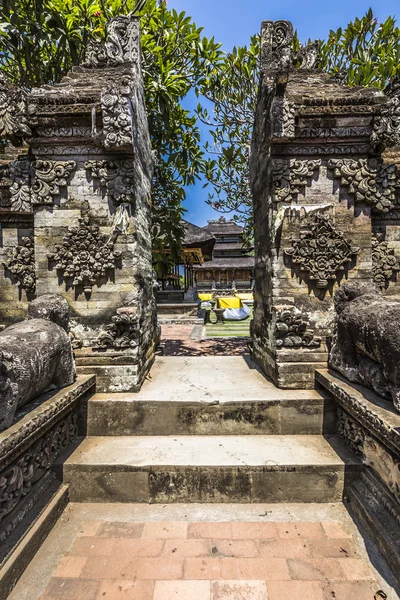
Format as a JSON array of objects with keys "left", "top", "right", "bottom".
[{"left": 63, "top": 357, "right": 361, "bottom": 504}]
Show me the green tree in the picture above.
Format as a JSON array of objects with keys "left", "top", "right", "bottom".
[
  {"left": 200, "top": 10, "right": 400, "bottom": 238},
  {"left": 0, "top": 0, "right": 223, "bottom": 276}
]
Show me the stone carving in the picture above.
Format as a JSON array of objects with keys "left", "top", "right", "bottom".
[
  {"left": 372, "top": 233, "right": 399, "bottom": 289},
  {"left": 364, "top": 436, "right": 400, "bottom": 504},
  {"left": 31, "top": 160, "right": 76, "bottom": 205},
  {"left": 85, "top": 159, "right": 135, "bottom": 204},
  {"left": 0, "top": 73, "right": 31, "bottom": 140},
  {"left": 328, "top": 158, "right": 398, "bottom": 213},
  {"left": 261, "top": 20, "right": 294, "bottom": 70},
  {"left": 330, "top": 281, "right": 400, "bottom": 412},
  {"left": 83, "top": 15, "right": 140, "bottom": 68},
  {"left": 47, "top": 216, "right": 122, "bottom": 294},
  {"left": 284, "top": 214, "right": 359, "bottom": 289},
  {"left": 275, "top": 307, "right": 321, "bottom": 348},
  {"left": 271, "top": 97, "right": 295, "bottom": 138},
  {"left": 371, "top": 80, "right": 400, "bottom": 149},
  {"left": 361, "top": 471, "right": 400, "bottom": 526},
  {"left": 337, "top": 408, "right": 365, "bottom": 456},
  {"left": 93, "top": 307, "right": 139, "bottom": 349},
  {"left": 0, "top": 297, "right": 75, "bottom": 430},
  {"left": 101, "top": 81, "right": 133, "bottom": 149},
  {"left": 272, "top": 159, "right": 321, "bottom": 202},
  {"left": 9, "top": 158, "right": 31, "bottom": 212},
  {"left": 0, "top": 411, "right": 78, "bottom": 529},
  {"left": 3, "top": 237, "right": 36, "bottom": 295},
  {"left": 294, "top": 41, "right": 319, "bottom": 69}
]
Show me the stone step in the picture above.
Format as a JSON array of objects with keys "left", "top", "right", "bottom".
[
  {"left": 63, "top": 435, "right": 359, "bottom": 503},
  {"left": 86, "top": 356, "right": 332, "bottom": 436},
  {"left": 87, "top": 394, "right": 331, "bottom": 436}
]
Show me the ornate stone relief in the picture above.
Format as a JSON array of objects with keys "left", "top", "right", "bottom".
[
  {"left": 101, "top": 81, "right": 133, "bottom": 149},
  {"left": 3, "top": 237, "right": 36, "bottom": 295},
  {"left": 294, "top": 40, "right": 319, "bottom": 69},
  {"left": 31, "top": 160, "right": 76, "bottom": 205},
  {"left": 0, "top": 411, "right": 78, "bottom": 539},
  {"left": 372, "top": 233, "right": 399, "bottom": 289},
  {"left": 47, "top": 216, "right": 122, "bottom": 294},
  {"left": 371, "top": 81, "right": 400, "bottom": 149},
  {"left": 284, "top": 214, "right": 359, "bottom": 289},
  {"left": 328, "top": 158, "right": 398, "bottom": 213},
  {"left": 337, "top": 408, "right": 365, "bottom": 457},
  {"left": 83, "top": 15, "right": 140, "bottom": 68},
  {"left": 271, "top": 97, "right": 295, "bottom": 138},
  {"left": 272, "top": 159, "right": 321, "bottom": 202},
  {"left": 93, "top": 307, "right": 139, "bottom": 349},
  {"left": 261, "top": 20, "right": 294, "bottom": 70},
  {"left": 0, "top": 73, "right": 31, "bottom": 140},
  {"left": 9, "top": 158, "right": 31, "bottom": 212},
  {"left": 85, "top": 159, "right": 135, "bottom": 204},
  {"left": 275, "top": 307, "right": 321, "bottom": 349}
]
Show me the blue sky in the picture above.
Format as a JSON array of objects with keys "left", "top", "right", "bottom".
[{"left": 167, "top": 0, "right": 399, "bottom": 226}]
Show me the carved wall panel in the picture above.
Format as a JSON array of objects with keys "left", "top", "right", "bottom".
[
  {"left": 93, "top": 307, "right": 139, "bottom": 349},
  {"left": 101, "top": 83, "right": 133, "bottom": 149},
  {"left": 328, "top": 158, "right": 398, "bottom": 213},
  {"left": 47, "top": 216, "right": 122, "bottom": 295},
  {"left": 272, "top": 159, "right": 321, "bottom": 202},
  {"left": 85, "top": 159, "right": 135, "bottom": 204},
  {"left": 31, "top": 160, "right": 76, "bottom": 205},
  {"left": 284, "top": 214, "right": 359, "bottom": 289}
]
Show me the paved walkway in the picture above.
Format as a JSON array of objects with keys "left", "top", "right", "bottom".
[
  {"left": 161, "top": 325, "right": 250, "bottom": 356},
  {"left": 11, "top": 503, "right": 397, "bottom": 600}
]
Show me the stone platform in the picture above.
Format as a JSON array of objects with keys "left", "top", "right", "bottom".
[{"left": 9, "top": 502, "right": 399, "bottom": 600}]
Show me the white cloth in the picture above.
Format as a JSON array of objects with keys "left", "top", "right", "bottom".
[{"left": 223, "top": 303, "right": 251, "bottom": 321}]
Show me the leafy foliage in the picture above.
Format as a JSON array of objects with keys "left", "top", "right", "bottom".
[
  {"left": 0, "top": 0, "right": 223, "bottom": 275},
  {"left": 200, "top": 10, "right": 400, "bottom": 238}
]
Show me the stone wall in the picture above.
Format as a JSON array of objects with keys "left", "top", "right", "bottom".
[
  {"left": 250, "top": 20, "right": 400, "bottom": 388},
  {"left": 0, "top": 16, "right": 159, "bottom": 391}
]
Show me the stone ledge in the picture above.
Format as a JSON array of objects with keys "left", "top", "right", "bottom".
[
  {"left": 315, "top": 369, "right": 400, "bottom": 456},
  {"left": 0, "top": 375, "right": 96, "bottom": 470}
]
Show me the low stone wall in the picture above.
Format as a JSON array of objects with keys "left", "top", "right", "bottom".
[
  {"left": 316, "top": 369, "right": 400, "bottom": 576},
  {"left": 0, "top": 375, "right": 95, "bottom": 567}
]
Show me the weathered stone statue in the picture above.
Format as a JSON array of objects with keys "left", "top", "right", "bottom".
[
  {"left": 0, "top": 294, "right": 75, "bottom": 430},
  {"left": 330, "top": 281, "right": 400, "bottom": 412}
]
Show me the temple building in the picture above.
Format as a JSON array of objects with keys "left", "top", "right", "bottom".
[{"left": 193, "top": 217, "right": 255, "bottom": 291}]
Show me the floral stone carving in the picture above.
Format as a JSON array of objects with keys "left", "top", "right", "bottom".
[
  {"left": 372, "top": 233, "right": 399, "bottom": 289},
  {"left": 31, "top": 160, "right": 76, "bottom": 205},
  {"left": 0, "top": 72, "right": 31, "bottom": 140},
  {"left": 85, "top": 159, "right": 135, "bottom": 204},
  {"left": 275, "top": 307, "right": 321, "bottom": 349},
  {"left": 3, "top": 237, "right": 36, "bottom": 294},
  {"left": 101, "top": 81, "right": 133, "bottom": 149},
  {"left": 328, "top": 158, "right": 398, "bottom": 213},
  {"left": 47, "top": 216, "right": 122, "bottom": 294},
  {"left": 93, "top": 307, "right": 139, "bottom": 349},
  {"left": 261, "top": 20, "right": 294, "bottom": 70},
  {"left": 284, "top": 214, "right": 359, "bottom": 289},
  {"left": 272, "top": 159, "right": 321, "bottom": 202},
  {"left": 271, "top": 97, "right": 295, "bottom": 138},
  {"left": 9, "top": 158, "right": 31, "bottom": 212},
  {"left": 371, "top": 80, "right": 400, "bottom": 149}
]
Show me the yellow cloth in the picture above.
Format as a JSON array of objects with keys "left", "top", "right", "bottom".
[
  {"left": 217, "top": 297, "right": 242, "bottom": 309},
  {"left": 198, "top": 293, "right": 213, "bottom": 301},
  {"left": 235, "top": 293, "right": 254, "bottom": 301}
]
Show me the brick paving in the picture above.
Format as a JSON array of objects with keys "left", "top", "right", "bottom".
[
  {"left": 40, "top": 520, "right": 381, "bottom": 599},
  {"left": 161, "top": 324, "right": 250, "bottom": 356}
]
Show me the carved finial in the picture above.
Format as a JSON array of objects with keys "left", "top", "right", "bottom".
[
  {"left": 0, "top": 73, "right": 31, "bottom": 141},
  {"left": 261, "top": 20, "right": 294, "bottom": 71},
  {"left": 294, "top": 40, "right": 320, "bottom": 69},
  {"left": 82, "top": 15, "right": 140, "bottom": 68}
]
